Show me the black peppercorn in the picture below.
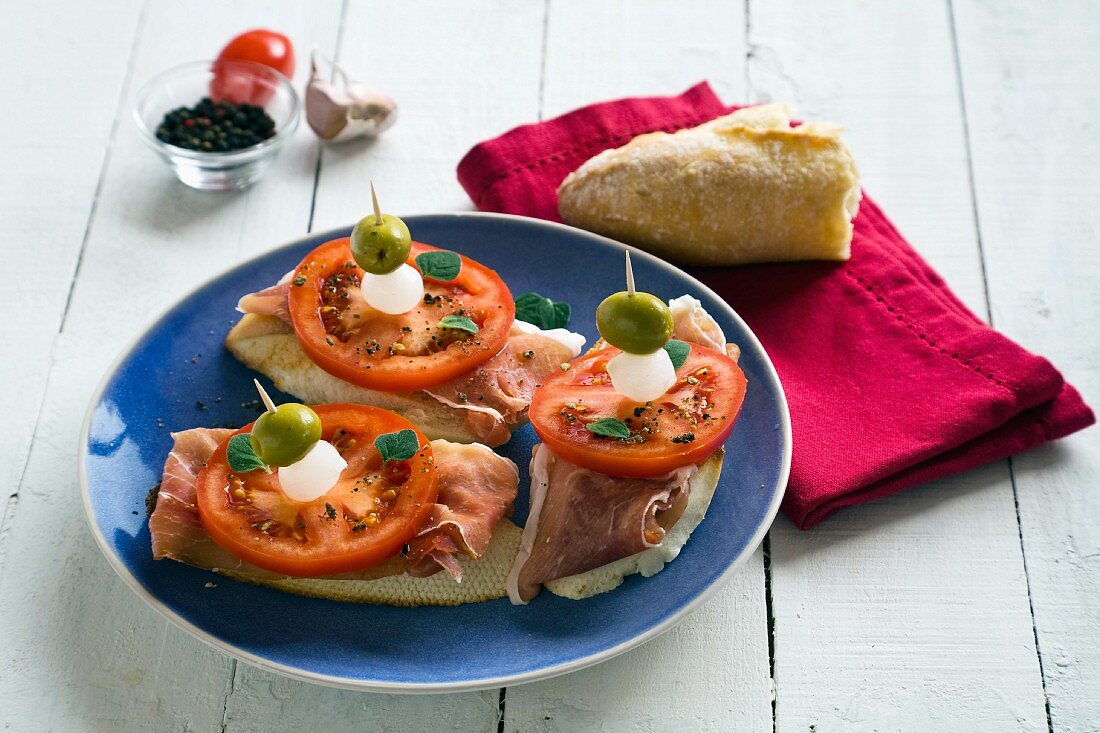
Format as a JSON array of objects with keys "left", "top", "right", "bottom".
[{"left": 155, "top": 97, "right": 277, "bottom": 152}]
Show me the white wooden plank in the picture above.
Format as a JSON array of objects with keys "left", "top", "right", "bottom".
[
  {"left": 219, "top": 1, "right": 545, "bottom": 728},
  {"left": 953, "top": 1, "right": 1100, "bottom": 729},
  {"left": 506, "top": 2, "right": 774, "bottom": 731},
  {"left": 0, "top": 0, "right": 142, "bottom": 526},
  {"left": 310, "top": 0, "right": 548, "bottom": 227},
  {"left": 0, "top": 2, "right": 355, "bottom": 730},
  {"left": 748, "top": 1, "right": 1050, "bottom": 730}
]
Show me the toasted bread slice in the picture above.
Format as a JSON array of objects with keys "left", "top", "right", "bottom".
[
  {"left": 225, "top": 314, "right": 488, "bottom": 443},
  {"left": 218, "top": 519, "right": 522, "bottom": 607},
  {"left": 543, "top": 449, "right": 724, "bottom": 600}
]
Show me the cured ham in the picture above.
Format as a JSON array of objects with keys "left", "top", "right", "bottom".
[
  {"left": 405, "top": 441, "right": 519, "bottom": 580},
  {"left": 234, "top": 281, "right": 579, "bottom": 445},
  {"left": 236, "top": 274, "right": 292, "bottom": 324},
  {"left": 150, "top": 430, "right": 518, "bottom": 581},
  {"left": 506, "top": 445, "right": 696, "bottom": 603}
]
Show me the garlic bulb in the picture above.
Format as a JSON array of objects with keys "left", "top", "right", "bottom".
[
  {"left": 277, "top": 440, "right": 348, "bottom": 502},
  {"left": 606, "top": 349, "right": 678, "bottom": 402},
  {"left": 306, "top": 51, "right": 397, "bottom": 142}
]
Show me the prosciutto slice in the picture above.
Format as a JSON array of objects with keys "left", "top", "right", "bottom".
[
  {"left": 506, "top": 446, "right": 696, "bottom": 603},
  {"left": 405, "top": 441, "right": 519, "bottom": 579},
  {"left": 149, "top": 431, "right": 518, "bottom": 581},
  {"left": 505, "top": 295, "right": 738, "bottom": 603},
  {"left": 235, "top": 280, "right": 578, "bottom": 445}
]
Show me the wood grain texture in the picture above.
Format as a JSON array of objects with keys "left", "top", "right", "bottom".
[
  {"left": 505, "top": 2, "right": 774, "bottom": 730},
  {"left": 748, "top": 1, "right": 1049, "bottom": 730},
  {"left": 310, "top": 0, "right": 547, "bottom": 227},
  {"left": 953, "top": 1, "right": 1100, "bottom": 729},
  {"left": 0, "top": 0, "right": 142, "bottom": 531}
]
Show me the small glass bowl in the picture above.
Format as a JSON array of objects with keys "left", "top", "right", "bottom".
[{"left": 133, "top": 60, "right": 300, "bottom": 192}]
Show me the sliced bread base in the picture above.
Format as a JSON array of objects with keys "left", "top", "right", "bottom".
[{"left": 218, "top": 519, "right": 522, "bottom": 607}]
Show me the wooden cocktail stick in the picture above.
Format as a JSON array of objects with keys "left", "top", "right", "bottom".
[
  {"left": 254, "top": 379, "right": 277, "bottom": 413},
  {"left": 625, "top": 250, "right": 636, "bottom": 295},
  {"left": 370, "top": 180, "right": 383, "bottom": 225}
]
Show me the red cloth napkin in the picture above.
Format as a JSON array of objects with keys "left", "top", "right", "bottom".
[{"left": 457, "top": 82, "right": 1094, "bottom": 529}]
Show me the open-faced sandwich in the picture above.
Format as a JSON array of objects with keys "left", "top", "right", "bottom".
[
  {"left": 228, "top": 185, "right": 584, "bottom": 447},
  {"left": 507, "top": 253, "right": 747, "bottom": 603},
  {"left": 149, "top": 383, "right": 525, "bottom": 606}
]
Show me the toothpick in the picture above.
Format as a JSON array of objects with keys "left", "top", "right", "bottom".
[
  {"left": 370, "top": 180, "right": 383, "bottom": 225},
  {"left": 254, "top": 379, "right": 277, "bottom": 413},
  {"left": 625, "top": 250, "right": 636, "bottom": 295}
]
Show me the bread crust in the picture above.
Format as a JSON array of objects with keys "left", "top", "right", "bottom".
[{"left": 558, "top": 103, "right": 861, "bottom": 265}]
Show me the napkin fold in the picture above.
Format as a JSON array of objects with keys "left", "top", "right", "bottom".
[{"left": 457, "top": 82, "right": 1094, "bottom": 529}]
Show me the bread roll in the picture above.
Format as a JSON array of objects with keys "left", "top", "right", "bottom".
[{"left": 557, "top": 103, "right": 861, "bottom": 265}]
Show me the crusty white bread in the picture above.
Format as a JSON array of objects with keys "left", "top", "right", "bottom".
[
  {"left": 225, "top": 313, "right": 489, "bottom": 443},
  {"left": 558, "top": 103, "right": 861, "bottom": 265},
  {"left": 219, "top": 519, "right": 522, "bottom": 607},
  {"left": 544, "top": 449, "right": 724, "bottom": 600}
]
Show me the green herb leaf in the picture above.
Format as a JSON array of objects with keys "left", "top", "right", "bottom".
[
  {"left": 438, "top": 315, "right": 479, "bottom": 333},
  {"left": 585, "top": 418, "right": 632, "bottom": 440},
  {"left": 227, "top": 434, "right": 268, "bottom": 473},
  {"left": 515, "top": 292, "right": 572, "bottom": 330},
  {"left": 415, "top": 250, "right": 462, "bottom": 281},
  {"left": 375, "top": 429, "right": 420, "bottom": 464},
  {"left": 663, "top": 339, "right": 690, "bottom": 370}
]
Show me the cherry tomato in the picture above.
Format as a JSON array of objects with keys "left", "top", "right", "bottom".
[
  {"left": 211, "top": 29, "right": 295, "bottom": 105},
  {"left": 287, "top": 237, "right": 515, "bottom": 392},
  {"left": 196, "top": 404, "right": 437, "bottom": 577},
  {"left": 530, "top": 344, "right": 747, "bottom": 477}
]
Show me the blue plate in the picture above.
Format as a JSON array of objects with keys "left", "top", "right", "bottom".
[{"left": 80, "top": 213, "right": 790, "bottom": 693}]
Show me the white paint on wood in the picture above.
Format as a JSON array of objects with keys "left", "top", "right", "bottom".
[
  {"left": 0, "top": 0, "right": 143, "bottom": 526},
  {"left": 505, "top": 2, "right": 774, "bottom": 731},
  {"left": 310, "top": 0, "right": 548, "bottom": 227},
  {"left": 748, "top": 1, "right": 1049, "bottom": 730},
  {"left": 953, "top": 1, "right": 1100, "bottom": 729}
]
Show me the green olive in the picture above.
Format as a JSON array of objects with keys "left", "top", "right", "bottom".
[
  {"left": 249, "top": 403, "right": 323, "bottom": 467},
  {"left": 350, "top": 213, "right": 412, "bottom": 275},
  {"left": 596, "top": 291, "right": 675, "bottom": 354}
]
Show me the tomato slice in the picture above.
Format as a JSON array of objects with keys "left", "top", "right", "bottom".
[
  {"left": 287, "top": 238, "right": 515, "bottom": 392},
  {"left": 195, "top": 404, "right": 437, "bottom": 577},
  {"left": 530, "top": 344, "right": 747, "bottom": 477}
]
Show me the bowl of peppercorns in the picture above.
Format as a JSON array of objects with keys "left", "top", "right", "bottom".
[{"left": 133, "top": 60, "right": 300, "bottom": 192}]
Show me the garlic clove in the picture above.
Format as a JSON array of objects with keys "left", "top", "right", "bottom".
[{"left": 306, "top": 51, "right": 397, "bottom": 142}]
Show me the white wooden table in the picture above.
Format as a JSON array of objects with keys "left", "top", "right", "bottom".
[{"left": 2, "top": 1, "right": 1097, "bottom": 730}]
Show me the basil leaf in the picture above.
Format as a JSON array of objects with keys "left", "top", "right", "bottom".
[
  {"left": 585, "top": 418, "right": 632, "bottom": 440},
  {"left": 415, "top": 250, "right": 462, "bottom": 281},
  {"left": 438, "top": 314, "right": 479, "bottom": 333},
  {"left": 515, "top": 292, "right": 571, "bottom": 330},
  {"left": 375, "top": 429, "right": 420, "bottom": 464},
  {"left": 227, "top": 433, "right": 268, "bottom": 474},
  {"left": 663, "top": 339, "right": 690, "bottom": 370}
]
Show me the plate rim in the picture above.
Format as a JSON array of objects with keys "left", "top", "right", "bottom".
[{"left": 79, "top": 211, "right": 792, "bottom": 694}]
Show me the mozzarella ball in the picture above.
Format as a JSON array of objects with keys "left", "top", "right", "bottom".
[
  {"left": 277, "top": 440, "right": 348, "bottom": 502},
  {"left": 360, "top": 263, "right": 424, "bottom": 315},
  {"left": 606, "top": 349, "right": 678, "bottom": 402}
]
